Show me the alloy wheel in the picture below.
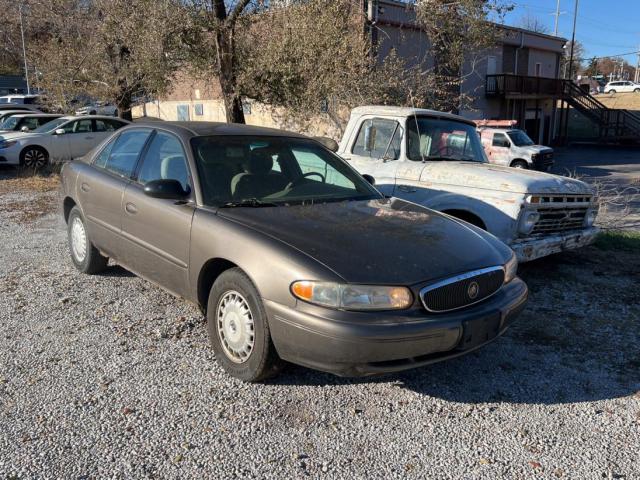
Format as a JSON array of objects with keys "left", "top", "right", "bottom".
[{"left": 23, "top": 149, "right": 47, "bottom": 169}]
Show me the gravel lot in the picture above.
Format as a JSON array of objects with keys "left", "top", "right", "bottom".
[{"left": 0, "top": 168, "right": 639, "bottom": 479}]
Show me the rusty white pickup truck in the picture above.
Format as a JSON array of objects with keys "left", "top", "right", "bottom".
[{"left": 333, "top": 106, "right": 599, "bottom": 262}]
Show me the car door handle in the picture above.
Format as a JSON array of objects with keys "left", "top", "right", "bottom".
[
  {"left": 397, "top": 185, "right": 417, "bottom": 193},
  {"left": 80, "top": 182, "right": 90, "bottom": 192},
  {"left": 125, "top": 203, "right": 138, "bottom": 214}
]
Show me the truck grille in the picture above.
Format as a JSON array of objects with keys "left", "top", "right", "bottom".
[
  {"left": 531, "top": 195, "right": 592, "bottom": 235},
  {"left": 420, "top": 266, "right": 505, "bottom": 313}
]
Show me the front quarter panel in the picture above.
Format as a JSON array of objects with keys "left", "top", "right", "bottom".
[{"left": 189, "top": 209, "right": 344, "bottom": 308}]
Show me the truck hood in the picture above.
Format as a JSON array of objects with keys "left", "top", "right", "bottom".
[
  {"left": 422, "top": 161, "right": 593, "bottom": 195},
  {"left": 218, "top": 198, "right": 510, "bottom": 285},
  {"left": 515, "top": 145, "right": 553, "bottom": 154}
]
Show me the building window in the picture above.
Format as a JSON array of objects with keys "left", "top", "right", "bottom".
[
  {"left": 194, "top": 103, "right": 204, "bottom": 116},
  {"left": 177, "top": 104, "right": 189, "bottom": 121}
]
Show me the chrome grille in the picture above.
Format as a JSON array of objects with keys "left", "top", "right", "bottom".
[
  {"left": 420, "top": 266, "right": 505, "bottom": 313},
  {"left": 530, "top": 195, "right": 592, "bottom": 235}
]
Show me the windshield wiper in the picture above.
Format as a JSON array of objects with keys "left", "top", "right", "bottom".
[{"left": 219, "top": 198, "right": 278, "bottom": 208}]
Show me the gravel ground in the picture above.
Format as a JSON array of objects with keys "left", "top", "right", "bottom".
[{"left": 0, "top": 169, "right": 639, "bottom": 479}]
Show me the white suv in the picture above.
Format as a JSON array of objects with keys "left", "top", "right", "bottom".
[{"left": 604, "top": 81, "right": 640, "bottom": 94}]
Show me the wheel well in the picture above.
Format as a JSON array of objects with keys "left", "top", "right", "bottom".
[
  {"left": 197, "top": 258, "right": 238, "bottom": 312},
  {"left": 510, "top": 159, "right": 529, "bottom": 168},
  {"left": 63, "top": 197, "right": 76, "bottom": 223},
  {"left": 442, "top": 210, "right": 487, "bottom": 230}
]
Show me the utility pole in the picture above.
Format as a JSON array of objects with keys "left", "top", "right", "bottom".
[
  {"left": 567, "top": 0, "right": 579, "bottom": 82},
  {"left": 635, "top": 46, "right": 640, "bottom": 83},
  {"left": 554, "top": 0, "right": 561, "bottom": 36},
  {"left": 18, "top": 2, "right": 30, "bottom": 95}
]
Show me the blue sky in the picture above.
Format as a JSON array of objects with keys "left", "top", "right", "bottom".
[{"left": 501, "top": 0, "right": 640, "bottom": 62}]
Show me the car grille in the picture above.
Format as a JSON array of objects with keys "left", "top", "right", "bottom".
[
  {"left": 531, "top": 195, "right": 592, "bottom": 235},
  {"left": 420, "top": 266, "right": 505, "bottom": 313}
]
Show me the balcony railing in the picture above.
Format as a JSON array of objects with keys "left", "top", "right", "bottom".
[{"left": 486, "top": 74, "right": 564, "bottom": 97}]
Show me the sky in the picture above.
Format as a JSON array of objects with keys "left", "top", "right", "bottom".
[{"left": 501, "top": 0, "right": 640, "bottom": 63}]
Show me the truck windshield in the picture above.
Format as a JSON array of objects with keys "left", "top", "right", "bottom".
[
  {"left": 407, "top": 117, "right": 487, "bottom": 162},
  {"left": 507, "top": 129, "right": 534, "bottom": 147},
  {"left": 191, "top": 136, "right": 382, "bottom": 207}
]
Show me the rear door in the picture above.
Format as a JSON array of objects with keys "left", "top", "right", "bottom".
[
  {"left": 64, "top": 119, "right": 95, "bottom": 159},
  {"left": 78, "top": 128, "right": 152, "bottom": 260},
  {"left": 120, "top": 130, "right": 195, "bottom": 297},
  {"left": 341, "top": 117, "right": 402, "bottom": 197}
]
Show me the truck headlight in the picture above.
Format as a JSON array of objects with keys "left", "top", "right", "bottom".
[
  {"left": 504, "top": 252, "right": 518, "bottom": 284},
  {"left": 584, "top": 208, "right": 598, "bottom": 227},
  {"left": 518, "top": 210, "right": 540, "bottom": 235},
  {"left": 531, "top": 153, "right": 540, "bottom": 160},
  {"left": 291, "top": 281, "right": 413, "bottom": 311}
]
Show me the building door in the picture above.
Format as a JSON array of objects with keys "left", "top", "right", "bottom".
[{"left": 487, "top": 56, "right": 497, "bottom": 75}]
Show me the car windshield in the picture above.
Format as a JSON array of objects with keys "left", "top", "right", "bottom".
[
  {"left": 32, "top": 118, "right": 68, "bottom": 133},
  {"left": 0, "top": 116, "right": 19, "bottom": 129},
  {"left": 508, "top": 129, "right": 535, "bottom": 147},
  {"left": 407, "top": 116, "right": 487, "bottom": 162},
  {"left": 191, "top": 136, "right": 382, "bottom": 207}
]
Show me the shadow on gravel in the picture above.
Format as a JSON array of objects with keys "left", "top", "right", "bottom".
[
  {"left": 273, "top": 248, "right": 640, "bottom": 405},
  {"left": 98, "top": 265, "right": 136, "bottom": 278}
]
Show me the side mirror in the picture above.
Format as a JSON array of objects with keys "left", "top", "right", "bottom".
[
  {"left": 362, "top": 174, "right": 375, "bottom": 186},
  {"left": 314, "top": 136, "right": 339, "bottom": 152},
  {"left": 54, "top": 128, "right": 66, "bottom": 135},
  {"left": 20, "top": 126, "right": 30, "bottom": 132},
  {"left": 363, "top": 124, "right": 376, "bottom": 152},
  {"left": 143, "top": 179, "right": 190, "bottom": 200}
]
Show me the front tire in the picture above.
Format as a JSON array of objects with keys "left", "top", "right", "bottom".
[
  {"left": 511, "top": 160, "right": 528, "bottom": 169},
  {"left": 609, "top": 89, "right": 616, "bottom": 94},
  {"left": 634, "top": 88, "right": 640, "bottom": 93},
  {"left": 67, "top": 206, "right": 108, "bottom": 274},
  {"left": 20, "top": 146, "right": 49, "bottom": 170},
  {"left": 207, "top": 268, "right": 282, "bottom": 382}
]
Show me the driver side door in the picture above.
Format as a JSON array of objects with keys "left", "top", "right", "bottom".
[{"left": 341, "top": 117, "right": 402, "bottom": 197}]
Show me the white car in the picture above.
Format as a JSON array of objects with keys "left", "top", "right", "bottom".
[
  {"left": 0, "top": 113, "right": 62, "bottom": 133},
  {"left": 0, "top": 115, "right": 129, "bottom": 169},
  {"left": 75, "top": 101, "right": 118, "bottom": 117},
  {"left": 604, "top": 81, "right": 640, "bottom": 94},
  {"left": 0, "top": 94, "right": 41, "bottom": 105}
]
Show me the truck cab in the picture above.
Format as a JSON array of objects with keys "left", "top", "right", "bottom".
[
  {"left": 477, "top": 123, "right": 554, "bottom": 172},
  {"left": 336, "top": 106, "right": 599, "bottom": 262}
]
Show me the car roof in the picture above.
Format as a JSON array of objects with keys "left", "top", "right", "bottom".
[
  {"left": 350, "top": 105, "right": 477, "bottom": 127},
  {"left": 9, "top": 113, "right": 61, "bottom": 118},
  {"left": 57, "top": 115, "right": 130, "bottom": 122},
  {"left": 128, "top": 120, "right": 308, "bottom": 138}
]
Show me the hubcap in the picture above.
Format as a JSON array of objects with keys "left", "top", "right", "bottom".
[
  {"left": 216, "top": 291, "right": 255, "bottom": 364},
  {"left": 70, "top": 217, "right": 87, "bottom": 262},
  {"left": 23, "top": 149, "right": 47, "bottom": 169}
]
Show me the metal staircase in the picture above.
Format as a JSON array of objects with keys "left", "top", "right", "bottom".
[{"left": 561, "top": 81, "right": 640, "bottom": 143}]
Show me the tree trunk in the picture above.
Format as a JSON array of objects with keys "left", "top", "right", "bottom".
[
  {"left": 116, "top": 80, "right": 133, "bottom": 121},
  {"left": 216, "top": 26, "right": 245, "bottom": 124}
]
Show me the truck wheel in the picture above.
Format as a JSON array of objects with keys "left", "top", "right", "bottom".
[
  {"left": 609, "top": 89, "right": 616, "bottom": 94},
  {"left": 511, "top": 160, "right": 528, "bottom": 169},
  {"left": 634, "top": 88, "right": 640, "bottom": 93},
  {"left": 20, "top": 146, "right": 49, "bottom": 170},
  {"left": 207, "top": 268, "right": 283, "bottom": 382},
  {"left": 67, "top": 206, "right": 109, "bottom": 274}
]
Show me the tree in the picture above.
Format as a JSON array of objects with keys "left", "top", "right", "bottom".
[
  {"left": 584, "top": 57, "right": 599, "bottom": 78},
  {"left": 518, "top": 13, "right": 550, "bottom": 34},
  {"left": 414, "top": 0, "right": 513, "bottom": 111},
  {"left": 182, "top": 0, "right": 263, "bottom": 124},
  {"left": 560, "top": 40, "right": 584, "bottom": 79},
  {"left": 28, "top": 0, "right": 184, "bottom": 119}
]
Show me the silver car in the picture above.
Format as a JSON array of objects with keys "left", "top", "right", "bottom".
[{"left": 0, "top": 115, "right": 129, "bottom": 169}]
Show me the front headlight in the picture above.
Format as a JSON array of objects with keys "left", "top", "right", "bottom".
[
  {"left": 0, "top": 140, "right": 17, "bottom": 149},
  {"left": 584, "top": 208, "right": 598, "bottom": 227},
  {"left": 291, "top": 281, "right": 413, "bottom": 311},
  {"left": 531, "top": 153, "right": 540, "bottom": 160},
  {"left": 504, "top": 252, "right": 518, "bottom": 284},
  {"left": 518, "top": 210, "right": 540, "bottom": 235}
]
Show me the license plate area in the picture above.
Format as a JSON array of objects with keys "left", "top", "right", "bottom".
[{"left": 457, "top": 313, "right": 501, "bottom": 351}]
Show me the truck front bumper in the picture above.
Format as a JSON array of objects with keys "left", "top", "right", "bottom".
[
  {"left": 265, "top": 278, "right": 528, "bottom": 377},
  {"left": 511, "top": 227, "right": 599, "bottom": 262}
]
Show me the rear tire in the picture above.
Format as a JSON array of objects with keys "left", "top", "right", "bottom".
[
  {"left": 207, "top": 268, "right": 282, "bottom": 382},
  {"left": 20, "top": 146, "right": 49, "bottom": 170},
  {"left": 634, "top": 88, "right": 640, "bottom": 93},
  {"left": 609, "top": 89, "right": 616, "bottom": 94},
  {"left": 67, "top": 206, "right": 108, "bottom": 274},
  {"left": 511, "top": 160, "right": 528, "bottom": 169}
]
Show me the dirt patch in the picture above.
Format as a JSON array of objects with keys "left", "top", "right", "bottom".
[
  {"left": 0, "top": 172, "right": 60, "bottom": 195},
  {"left": 0, "top": 170, "right": 60, "bottom": 223}
]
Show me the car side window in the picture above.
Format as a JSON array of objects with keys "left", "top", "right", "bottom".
[
  {"left": 102, "top": 129, "right": 152, "bottom": 178},
  {"left": 136, "top": 131, "right": 191, "bottom": 192},
  {"left": 94, "top": 137, "right": 117, "bottom": 169},
  {"left": 352, "top": 118, "right": 402, "bottom": 160},
  {"left": 63, "top": 119, "right": 92, "bottom": 134},
  {"left": 106, "top": 119, "right": 127, "bottom": 130},
  {"left": 94, "top": 119, "right": 117, "bottom": 132},
  {"left": 492, "top": 133, "right": 509, "bottom": 147}
]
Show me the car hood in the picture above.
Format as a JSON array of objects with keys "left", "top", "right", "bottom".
[
  {"left": 218, "top": 198, "right": 510, "bottom": 285},
  {"left": 422, "top": 161, "right": 593, "bottom": 195}
]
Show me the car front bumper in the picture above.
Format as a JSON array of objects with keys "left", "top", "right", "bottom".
[
  {"left": 511, "top": 227, "right": 599, "bottom": 262},
  {"left": 265, "top": 278, "right": 528, "bottom": 377}
]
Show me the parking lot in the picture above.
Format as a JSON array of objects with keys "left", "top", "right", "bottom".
[{"left": 0, "top": 149, "right": 639, "bottom": 479}]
